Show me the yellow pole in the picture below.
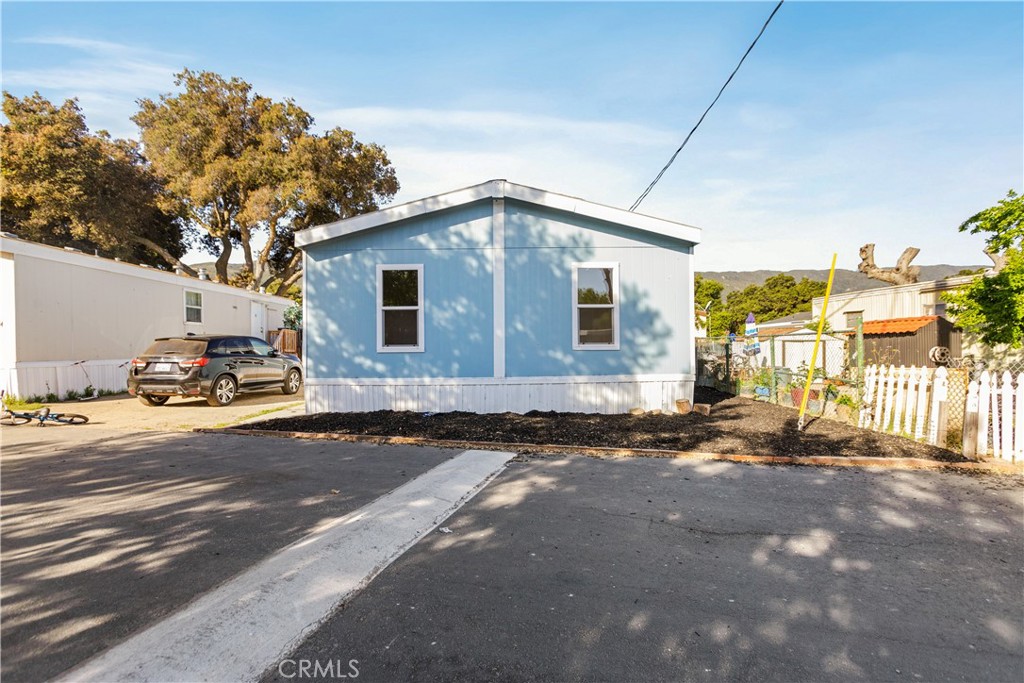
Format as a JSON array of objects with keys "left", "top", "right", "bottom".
[{"left": 798, "top": 253, "right": 837, "bottom": 431}]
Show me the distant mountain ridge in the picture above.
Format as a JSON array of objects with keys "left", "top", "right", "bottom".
[{"left": 698, "top": 266, "right": 986, "bottom": 296}]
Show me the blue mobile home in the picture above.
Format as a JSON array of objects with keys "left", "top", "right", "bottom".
[{"left": 295, "top": 180, "right": 701, "bottom": 414}]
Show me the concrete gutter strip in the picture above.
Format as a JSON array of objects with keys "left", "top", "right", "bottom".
[
  {"left": 59, "top": 449, "right": 514, "bottom": 683},
  {"left": 195, "top": 427, "right": 1024, "bottom": 475}
]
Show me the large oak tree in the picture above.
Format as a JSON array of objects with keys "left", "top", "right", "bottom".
[
  {"left": 133, "top": 69, "right": 399, "bottom": 288},
  {"left": 1, "top": 92, "right": 191, "bottom": 270}
]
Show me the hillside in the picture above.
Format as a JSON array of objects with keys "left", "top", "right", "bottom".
[{"left": 699, "top": 265, "right": 986, "bottom": 296}]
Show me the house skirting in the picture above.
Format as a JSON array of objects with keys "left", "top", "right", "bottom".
[
  {"left": 3, "top": 359, "right": 130, "bottom": 399},
  {"left": 305, "top": 374, "right": 696, "bottom": 415}
]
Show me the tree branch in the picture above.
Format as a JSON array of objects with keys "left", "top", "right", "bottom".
[{"left": 130, "top": 235, "right": 197, "bottom": 277}]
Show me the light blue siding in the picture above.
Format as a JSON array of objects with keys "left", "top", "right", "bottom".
[
  {"left": 305, "top": 202, "right": 494, "bottom": 379},
  {"left": 504, "top": 200, "right": 693, "bottom": 377}
]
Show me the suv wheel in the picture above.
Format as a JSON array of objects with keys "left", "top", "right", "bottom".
[
  {"left": 207, "top": 375, "right": 238, "bottom": 407},
  {"left": 139, "top": 395, "right": 170, "bottom": 407},
  {"left": 283, "top": 368, "right": 302, "bottom": 395}
]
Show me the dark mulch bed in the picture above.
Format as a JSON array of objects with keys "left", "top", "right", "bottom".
[{"left": 246, "top": 387, "right": 966, "bottom": 463}]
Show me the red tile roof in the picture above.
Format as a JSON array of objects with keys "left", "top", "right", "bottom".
[{"left": 856, "top": 316, "right": 938, "bottom": 335}]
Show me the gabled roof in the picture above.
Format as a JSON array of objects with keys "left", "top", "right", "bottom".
[
  {"left": 295, "top": 179, "right": 702, "bottom": 248},
  {"left": 855, "top": 316, "right": 938, "bottom": 335}
]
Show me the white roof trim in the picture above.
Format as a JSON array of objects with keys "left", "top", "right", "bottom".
[{"left": 295, "top": 179, "right": 702, "bottom": 248}]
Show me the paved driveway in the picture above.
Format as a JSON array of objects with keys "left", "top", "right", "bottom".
[
  {"left": 0, "top": 424, "right": 455, "bottom": 682},
  {"left": 266, "top": 457, "right": 1024, "bottom": 682}
]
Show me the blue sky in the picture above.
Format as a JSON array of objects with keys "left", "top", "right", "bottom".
[{"left": 2, "top": 1, "right": 1021, "bottom": 271}]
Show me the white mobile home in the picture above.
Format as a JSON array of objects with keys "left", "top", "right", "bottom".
[{"left": 1, "top": 235, "right": 292, "bottom": 399}]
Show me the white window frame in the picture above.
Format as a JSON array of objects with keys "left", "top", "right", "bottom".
[
  {"left": 184, "top": 290, "right": 203, "bottom": 324},
  {"left": 376, "top": 264, "right": 424, "bottom": 353},
  {"left": 572, "top": 262, "right": 620, "bottom": 351}
]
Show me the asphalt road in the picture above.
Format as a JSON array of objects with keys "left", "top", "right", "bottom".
[
  {"left": 0, "top": 425, "right": 455, "bottom": 682},
  {"left": 263, "top": 456, "right": 1024, "bottom": 682}
]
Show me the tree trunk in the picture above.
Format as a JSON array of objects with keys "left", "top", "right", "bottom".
[
  {"left": 985, "top": 248, "right": 1007, "bottom": 274},
  {"left": 858, "top": 243, "right": 921, "bottom": 285},
  {"left": 275, "top": 251, "right": 303, "bottom": 290},
  {"left": 130, "top": 236, "right": 198, "bottom": 277},
  {"left": 215, "top": 235, "right": 232, "bottom": 283},
  {"left": 240, "top": 225, "right": 255, "bottom": 277}
]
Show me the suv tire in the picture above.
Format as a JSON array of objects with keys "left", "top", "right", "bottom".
[
  {"left": 139, "top": 395, "right": 170, "bottom": 406},
  {"left": 207, "top": 375, "right": 238, "bottom": 407},
  {"left": 283, "top": 368, "right": 302, "bottom": 395}
]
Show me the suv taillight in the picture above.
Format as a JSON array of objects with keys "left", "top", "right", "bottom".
[
  {"left": 178, "top": 357, "right": 209, "bottom": 368},
  {"left": 131, "top": 358, "right": 146, "bottom": 367}
]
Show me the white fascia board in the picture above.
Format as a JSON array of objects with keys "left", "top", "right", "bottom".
[
  {"left": 295, "top": 182, "right": 501, "bottom": 247},
  {"left": 502, "top": 183, "right": 702, "bottom": 245},
  {"left": 295, "top": 179, "right": 701, "bottom": 248},
  {"left": 0, "top": 235, "right": 293, "bottom": 307}
]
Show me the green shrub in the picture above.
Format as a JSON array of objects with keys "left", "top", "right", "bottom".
[
  {"left": 63, "top": 389, "right": 81, "bottom": 401},
  {"left": 835, "top": 394, "right": 857, "bottom": 409}
]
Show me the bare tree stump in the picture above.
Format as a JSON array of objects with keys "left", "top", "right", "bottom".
[{"left": 858, "top": 244, "right": 921, "bottom": 285}]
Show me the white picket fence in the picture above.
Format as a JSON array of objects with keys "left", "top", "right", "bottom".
[
  {"left": 859, "top": 364, "right": 1022, "bottom": 461},
  {"left": 968, "top": 370, "right": 1024, "bottom": 462}
]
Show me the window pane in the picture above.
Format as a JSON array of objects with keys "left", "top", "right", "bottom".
[
  {"left": 383, "top": 310, "right": 419, "bottom": 346},
  {"left": 185, "top": 307, "right": 202, "bottom": 323},
  {"left": 383, "top": 269, "right": 419, "bottom": 307},
  {"left": 250, "top": 338, "right": 274, "bottom": 356},
  {"left": 577, "top": 268, "right": 613, "bottom": 304},
  {"left": 185, "top": 291, "right": 202, "bottom": 307},
  {"left": 579, "top": 308, "right": 614, "bottom": 345},
  {"left": 143, "top": 339, "right": 208, "bottom": 355}
]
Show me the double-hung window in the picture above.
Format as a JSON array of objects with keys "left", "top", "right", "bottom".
[
  {"left": 377, "top": 264, "right": 424, "bottom": 352},
  {"left": 573, "top": 262, "right": 619, "bottom": 350},
  {"left": 184, "top": 290, "right": 203, "bottom": 323}
]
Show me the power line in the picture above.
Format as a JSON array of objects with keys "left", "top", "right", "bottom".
[{"left": 629, "top": 0, "right": 785, "bottom": 212}]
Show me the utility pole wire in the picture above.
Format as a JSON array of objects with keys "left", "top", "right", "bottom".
[{"left": 629, "top": 0, "right": 785, "bottom": 212}]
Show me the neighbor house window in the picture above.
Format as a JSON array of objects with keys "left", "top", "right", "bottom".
[
  {"left": 573, "top": 262, "right": 619, "bottom": 350},
  {"left": 184, "top": 290, "right": 203, "bottom": 323},
  {"left": 844, "top": 311, "right": 864, "bottom": 330},
  {"left": 377, "top": 264, "right": 424, "bottom": 352}
]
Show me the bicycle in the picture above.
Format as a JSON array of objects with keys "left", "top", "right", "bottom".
[{"left": 1, "top": 392, "right": 89, "bottom": 426}]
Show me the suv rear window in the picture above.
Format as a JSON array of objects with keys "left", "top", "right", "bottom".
[{"left": 142, "top": 339, "right": 209, "bottom": 356}]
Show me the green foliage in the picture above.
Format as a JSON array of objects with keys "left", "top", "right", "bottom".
[
  {"left": 1, "top": 91, "right": 189, "bottom": 268},
  {"left": 945, "top": 249, "right": 1024, "bottom": 347},
  {"left": 958, "top": 189, "right": 1023, "bottom": 254},
  {"left": 283, "top": 304, "right": 303, "bottom": 330},
  {"left": 803, "top": 318, "right": 834, "bottom": 335},
  {"left": 63, "top": 389, "right": 81, "bottom": 401},
  {"left": 719, "top": 274, "right": 826, "bottom": 334},
  {"left": 835, "top": 393, "right": 857, "bottom": 409},
  {"left": 694, "top": 274, "right": 726, "bottom": 334},
  {"left": 5, "top": 396, "right": 45, "bottom": 410},
  {"left": 133, "top": 69, "right": 399, "bottom": 287},
  {"left": 943, "top": 190, "right": 1024, "bottom": 348}
]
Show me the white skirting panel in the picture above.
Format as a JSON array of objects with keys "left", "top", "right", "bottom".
[
  {"left": 3, "top": 359, "right": 130, "bottom": 399},
  {"left": 305, "top": 375, "right": 696, "bottom": 415}
]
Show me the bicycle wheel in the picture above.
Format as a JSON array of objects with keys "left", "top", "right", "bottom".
[
  {"left": 53, "top": 413, "right": 89, "bottom": 425},
  {"left": 1, "top": 411, "right": 32, "bottom": 426}
]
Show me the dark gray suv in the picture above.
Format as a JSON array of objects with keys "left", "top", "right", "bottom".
[{"left": 127, "top": 335, "right": 302, "bottom": 407}]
